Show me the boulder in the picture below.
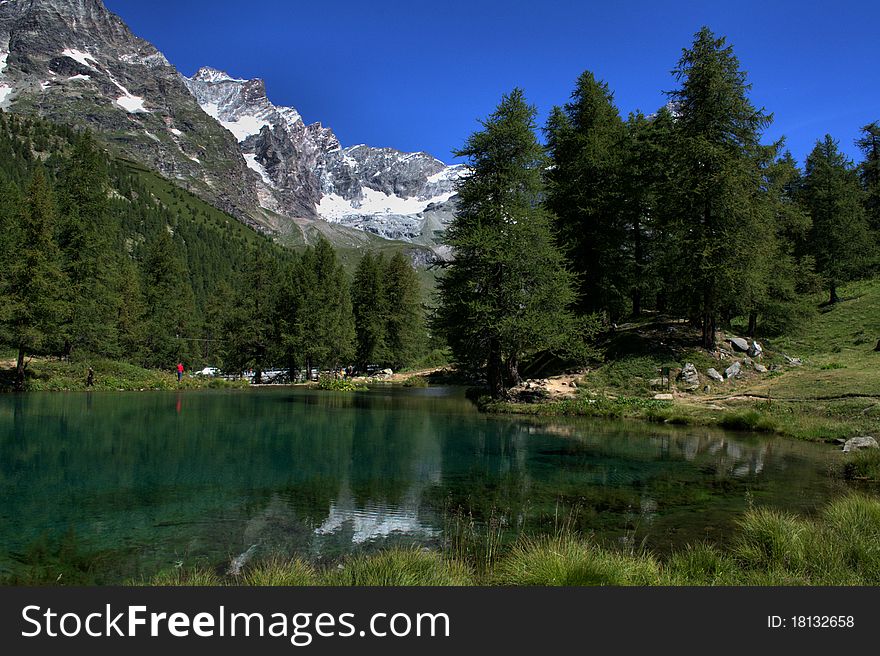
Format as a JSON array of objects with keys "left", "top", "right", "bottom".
[
  {"left": 748, "top": 341, "right": 763, "bottom": 358},
  {"left": 783, "top": 355, "right": 803, "bottom": 366},
  {"left": 729, "top": 337, "right": 749, "bottom": 352},
  {"left": 725, "top": 361, "right": 742, "bottom": 379},
  {"left": 753, "top": 363, "right": 768, "bottom": 373},
  {"left": 842, "top": 436, "right": 878, "bottom": 453},
  {"left": 677, "top": 363, "right": 700, "bottom": 390},
  {"left": 706, "top": 368, "right": 724, "bottom": 383},
  {"left": 653, "top": 393, "right": 674, "bottom": 401},
  {"left": 381, "top": 368, "right": 393, "bottom": 376}
]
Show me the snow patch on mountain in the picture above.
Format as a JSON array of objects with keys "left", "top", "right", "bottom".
[
  {"left": 61, "top": 48, "right": 97, "bottom": 69},
  {"left": 244, "top": 154, "right": 274, "bottom": 187},
  {"left": 182, "top": 65, "right": 463, "bottom": 245},
  {"left": 207, "top": 107, "right": 269, "bottom": 142},
  {"left": 318, "top": 187, "right": 457, "bottom": 220}
]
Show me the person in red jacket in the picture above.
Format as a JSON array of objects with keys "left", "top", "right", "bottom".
[{"left": 177, "top": 362, "right": 184, "bottom": 382}]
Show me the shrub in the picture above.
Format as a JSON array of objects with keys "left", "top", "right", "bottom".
[
  {"left": 315, "top": 376, "right": 367, "bottom": 392},
  {"left": 241, "top": 558, "right": 319, "bottom": 586},
  {"left": 326, "top": 548, "right": 473, "bottom": 586},
  {"left": 493, "top": 536, "right": 661, "bottom": 586}
]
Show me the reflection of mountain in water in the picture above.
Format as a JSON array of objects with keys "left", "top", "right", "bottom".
[{"left": 0, "top": 388, "right": 836, "bottom": 581}]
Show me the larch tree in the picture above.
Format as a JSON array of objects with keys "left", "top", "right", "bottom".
[
  {"left": 664, "top": 27, "right": 774, "bottom": 348},
  {"left": 352, "top": 251, "right": 388, "bottom": 370},
  {"left": 222, "top": 248, "right": 281, "bottom": 383},
  {"left": 435, "top": 88, "right": 584, "bottom": 399},
  {"left": 856, "top": 121, "right": 880, "bottom": 233},
  {"left": 2, "top": 169, "right": 68, "bottom": 388},
  {"left": 802, "top": 135, "right": 873, "bottom": 304},
  {"left": 57, "top": 132, "right": 122, "bottom": 358},
  {"left": 545, "top": 71, "right": 627, "bottom": 318},
  {"left": 383, "top": 251, "right": 425, "bottom": 370}
]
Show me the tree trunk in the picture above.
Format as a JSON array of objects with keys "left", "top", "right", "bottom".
[
  {"left": 632, "top": 219, "right": 642, "bottom": 318},
  {"left": 487, "top": 344, "right": 505, "bottom": 399},
  {"left": 701, "top": 313, "right": 716, "bottom": 350},
  {"left": 15, "top": 346, "right": 26, "bottom": 391},
  {"left": 747, "top": 312, "right": 757, "bottom": 339},
  {"left": 829, "top": 282, "right": 839, "bottom": 304},
  {"left": 505, "top": 354, "right": 521, "bottom": 389}
]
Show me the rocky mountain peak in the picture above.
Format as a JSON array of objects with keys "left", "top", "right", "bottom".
[
  {"left": 191, "top": 66, "right": 243, "bottom": 84},
  {"left": 2, "top": 0, "right": 465, "bottom": 249},
  {"left": 0, "top": 0, "right": 262, "bottom": 227}
]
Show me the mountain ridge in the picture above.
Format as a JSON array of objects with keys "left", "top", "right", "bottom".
[{"left": 0, "top": 0, "right": 463, "bottom": 251}]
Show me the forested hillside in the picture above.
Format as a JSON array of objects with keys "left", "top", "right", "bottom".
[{"left": 0, "top": 112, "right": 429, "bottom": 388}]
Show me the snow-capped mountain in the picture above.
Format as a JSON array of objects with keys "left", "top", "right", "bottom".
[
  {"left": 0, "top": 0, "right": 267, "bottom": 229},
  {"left": 0, "top": 0, "right": 464, "bottom": 248},
  {"left": 184, "top": 66, "right": 466, "bottom": 245}
]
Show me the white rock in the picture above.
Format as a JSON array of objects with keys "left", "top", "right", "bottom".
[
  {"left": 725, "top": 361, "right": 742, "bottom": 379},
  {"left": 729, "top": 337, "right": 749, "bottom": 352},
  {"left": 706, "top": 368, "right": 724, "bottom": 382},
  {"left": 842, "top": 436, "right": 878, "bottom": 452}
]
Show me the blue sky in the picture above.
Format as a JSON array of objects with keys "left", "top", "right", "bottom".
[{"left": 104, "top": 0, "right": 879, "bottom": 166}]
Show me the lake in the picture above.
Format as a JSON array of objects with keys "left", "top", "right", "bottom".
[{"left": 0, "top": 386, "right": 842, "bottom": 583}]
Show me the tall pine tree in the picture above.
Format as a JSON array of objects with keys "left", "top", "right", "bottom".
[
  {"left": 221, "top": 248, "right": 281, "bottom": 382},
  {"left": 352, "top": 251, "right": 388, "bottom": 370},
  {"left": 436, "top": 89, "right": 584, "bottom": 398},
  {"left": 141, "top": 228, "right": 198, "bottom": 368},
  {"left": 57, "top": 132, "right": 122, "bottom": 358},
  {"left": 2, "top": 169, "right": 68, "bottom": 387},
  {"left": 384, "top": 251, "right": 425, "bottom": 370},
  {"left": 856, "top": 121, "right": 880, "bottom": 233},
  {"left": 281, "top": 239, "right": 354, "bottom": 375},
  {"left": 802, "top": 135, "right": 873, "bottom": 303},
  {"left": 545, "top": 72, "right": 627, "bottom": 317},
  {"left": 663, "top": 27, "right": 773, "bottom": 348}
]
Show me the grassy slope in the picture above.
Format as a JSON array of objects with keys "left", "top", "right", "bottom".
[{"left": 491, "top": 278, "right": 880, "bottom": 441}]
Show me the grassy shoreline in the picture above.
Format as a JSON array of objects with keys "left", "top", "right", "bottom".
[
  {"left": 481, "top": 395, "right": 874, "bottom": 443},
  {"left": 3, "top": 356, "right": 873, "bottom": 443},
  {"left": 140, "top": 494, "right": 880, "bottom": 586},
  {"left": 0, "top": 357, "right": 249, "bottom": 392}
]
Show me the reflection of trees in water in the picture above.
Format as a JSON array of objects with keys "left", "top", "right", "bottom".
[{"left": 0, "top": 390, "right": 837, "bottom": 580}]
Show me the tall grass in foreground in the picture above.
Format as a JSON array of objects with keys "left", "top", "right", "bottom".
[{"left": 140, "top": 494, "right": 880, "bottom": 587}]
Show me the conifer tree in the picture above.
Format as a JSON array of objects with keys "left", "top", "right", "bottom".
[
  {"left": 141, "top": 228, "right": 198, "bottom": 368},
  {"left": 743, "top": 151, "right": 816, "bottom": 334},
  {"left": 856, "top": 121, "right": 880, "bottom": 232},
  {"left": 281, "top": 239, "right": 354, "bottom": 374},
  {"left": 221, "top": 248, "right": 280, "bottom": 382},
  {"left": 384, "top": 251, "right": 425, "bottom": 369},
  {"left": 802, "top": 135, "right": 873, "bottom": 304},
  {"left": 619, "top": 108, "right": 676, "bottom": 316},
  {"left": 663, "top": 27, "right": 773, "bottom": 348},
  {"left": 2, "top": 169, "right": 68, "bottom": 388},
  {"left": 116, "top": 255, "right": 147, "bottom": 363},
  {"left": 352, "top": 251, "right": 388, "bottom": 370},
  {"left": 435, "top": 89, "right": 585, "bottom": 399},
  {"left": 57, "top": 132, "right": 121, "bottom": 358},
  {"left": 545, "top": 72, "right": 627, "bottom": 317}
]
